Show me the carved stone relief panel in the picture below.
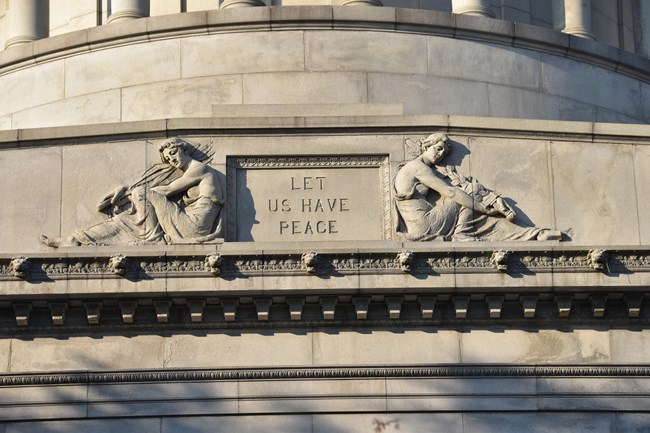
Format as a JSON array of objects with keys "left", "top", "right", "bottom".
[{"left": 226, "top": 156, "right": 392, "bottom": 242}]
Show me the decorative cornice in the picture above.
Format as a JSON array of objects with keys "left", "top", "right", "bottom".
[
  {"left": 2, "top": 248, "right": 650, "bottom": 280},
  {"left": 2, "top": 365, "right": 650, "bottom": 387}
]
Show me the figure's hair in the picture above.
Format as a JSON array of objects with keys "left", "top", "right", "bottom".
[
  {"left": 420, "top": 133, "right": 450, "bottom": 156},
  {"left": 158, "top": 137, "right": 188, "bottom": 164}
]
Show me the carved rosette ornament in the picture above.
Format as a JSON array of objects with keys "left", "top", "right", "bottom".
[
  {"left": 587, "top": 249, "right": 609, "bottom": 271},
  {"left": 10, "top": 257, "right": 29, "bottom": 278},
  {"left": 491, "top": 250, "right": 511, "bottom": 271},
  {"left": 396, "top": 251, "right": 414, "bottom": 272},
  {"left": 302, "top": 252, "right": 318, "bottom": 274},
  {"left": 205, "top": 253, "right": 223, "bottom": 276},
  {"left": 108, "top": 254, "right": 129, "bottom": 275}
]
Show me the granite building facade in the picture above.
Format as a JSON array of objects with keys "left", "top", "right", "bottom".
[{"left": 0, "top": 1, "right": 649, "bottom": 431}]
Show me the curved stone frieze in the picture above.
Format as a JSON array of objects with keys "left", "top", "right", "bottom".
[
  {"left": 40, "top": 137, "right": 224, "bottom": 247},
  {"left": 394, "top": 133, "right": 566, "bottom": 242}
]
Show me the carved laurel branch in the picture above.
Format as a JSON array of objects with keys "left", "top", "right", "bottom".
[
  {"left": 0, "top": 249, "right": 634, "bottom": 279},
  {"left": 2, "top": 365, "right": 650, "bottom": 387}
]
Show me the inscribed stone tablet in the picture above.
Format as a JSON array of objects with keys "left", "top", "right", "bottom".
[{"left": 227, "top": 156, "right": 391, "bottom": 242}]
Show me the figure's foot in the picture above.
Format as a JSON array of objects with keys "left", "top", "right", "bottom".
[
  {"left": 452, "top": 233, "right": 477, "bottom": 242},
  {"left": 538, "top": 230, "right": 563, "bottom": 241},
  {"left": 39, "top": 234, "right": 80, "bottom": 248}
]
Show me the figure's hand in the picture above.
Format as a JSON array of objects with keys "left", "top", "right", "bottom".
[{"left": 97, "top": 185, "right": 128, "bottom": 210}]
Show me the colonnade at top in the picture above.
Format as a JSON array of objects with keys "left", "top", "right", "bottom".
[{"left": 4, "top": 0, "right": 650, "bottom": 58}]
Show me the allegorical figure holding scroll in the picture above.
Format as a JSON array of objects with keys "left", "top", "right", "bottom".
[
  {"left": 394, "top": 133, "right": 563, "bottom": 242},
  {"left": 41, "top": 138, "right": 223, "bottom": 247}
]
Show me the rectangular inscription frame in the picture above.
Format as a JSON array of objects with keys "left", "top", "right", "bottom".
[{"left": 226, "top": 155, "right": 392, "bottom": 242}]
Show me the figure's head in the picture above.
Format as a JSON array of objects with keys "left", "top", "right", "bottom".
[
  {"left": 159, "top": 138, "right": 190, "bottom": 169},
  {"left": 421, "top": 133, "right": 450, "bottom": 164}
]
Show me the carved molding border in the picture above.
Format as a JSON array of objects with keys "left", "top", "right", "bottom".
[
  {"left": 3, "top": 249, "right": 650, "bottom": 280},
  {"left": 2, "top": 365, "right": 650, "bottom": 387},
  {"left": 225, "top": 155, "right": 392, "bottom": 241}
]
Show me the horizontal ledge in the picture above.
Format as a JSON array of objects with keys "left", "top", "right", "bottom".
[
  {"left": 3, "top": 364, "right": 650, "bottom": 386},
  {"left": 1, "top": 116, "right": 650, "bottom": 149},
  {"left": 0, "top": 8, "right": 648, "bottom": 84}
]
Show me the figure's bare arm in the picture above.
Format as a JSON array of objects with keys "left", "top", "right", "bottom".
[
  {"left": 153, "top": 171, "right": 201, "bottom": 197},
  {"left": 415, "top": 165, "right": 494, "bottom": 214}
]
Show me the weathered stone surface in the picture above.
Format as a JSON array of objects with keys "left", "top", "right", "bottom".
[
  {"left": 460, "top": 329, "right": 611, "bottom": 364},
  {"left": 634, "top": 145, "right": 650, "bottom": 244},
  {"left": 610, "top": 329, "right": 650, "bottom": 363},
  {"left": 0, "top": 61, "right": 64, "bottom": 117},
  {"left": 467, "top": 136, "right": 555, "bottom": 229},
  {"left": 238, "top": 379, "right": 386, "bottom": 412},
  {"left": 88, "top": 381, "right": 239, "bottom": 417},
  {"left": 313, "top": 413, "right": 463, "bottom": 433},
  {"left": 122, "top": 75, "right": 243, "bottom": 122},
  {"left": 181, "top": 31, "right": 305, "bottom": 78},
  {"left": 0, "top": 147, "right": 62, "bottom": 253},
  {"left": 243, "top": 72, "right": 367, "bottom": 104},
  {"left": 65, "top": 40, "right": 181, "bottom": 98},
  {"left": 550, "top": 140, "right": 639, "bottom": 244},
  {"left": 616, "top": 414, "right": 650, "bottom": 433},
  {"left": 9, "top": 336, "right": 165, "bottom": 373},
  {"left": 368, "top": 73, "right": 489, "bottom": 116},
  {"left": 386, "top": 377, "right": 537, "bottom": 411},
  {"left": 642, "top": 82, "right": 650, "bottom": 123},
  {"left": 541, "top": 54, "right": 642, "bottom": 118},
  {"left": 211, "top": 102, "right": 403, "bottom": 118},
  {"left": 0, "top": 339, "right": 10, "bottom": 373},
  {"left": 11, "top": 90, "right": 121, "bottom": 129},
  {"left": 487, "top": 84, "right": 595, "bottom": 121},
  {"left": 462, "top": 413, "right": 614, "bottom": 433},
  {"left": 163, "top": 415, "right": 312, "bottom": 433},
  {"left": 0, "top": 115, "right": 10, "bottom": 131},
  {"left": 312, "top": 330, "right": 461, "bottom": 365},
  {"left": 6, "top": 419, "right": 161, "bottom": 433},
  {"left": 428, "top": 38, "right": 542, "bottom": 91},
  {"left": 60, "top": 140, "right": 148, "bottom": 240},
  {"left": 161, "top": 332, "right": 313, "bottom": 368},
  {"left": 306, "top": 31, "right": 427, "bottom": 75}
]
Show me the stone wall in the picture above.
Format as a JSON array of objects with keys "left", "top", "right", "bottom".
[
  {"left": 0, "top": 9, "right": 648, "bottom": 132},
  {"left": 1, "top": 116, "right": 649, "bottom": 253}
]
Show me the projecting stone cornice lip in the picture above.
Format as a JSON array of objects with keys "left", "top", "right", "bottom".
[
  {"left": 1, "top": 115, "right": 650, "bottom": 149},
  {"left": 0, "top": 7, "right": 648, "bottom": 82}
]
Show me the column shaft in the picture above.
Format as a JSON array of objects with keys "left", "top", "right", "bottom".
[
  {"left": 563, "top": 0, "right": 596, "bottom": 39},
  {"left": 5, "top": 0, "right": 49, "bottom": 49},
  {"left": 107, "top": 0, "right": 150, "bottom": 24},
  {"left": 633, "top": 0, "right": 650, "bottom": 58},
  {"left": 452, "top": 0, "right": 494, "bottom": 18}
]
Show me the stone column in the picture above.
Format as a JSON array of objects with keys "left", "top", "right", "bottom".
[
  {"left": 4, "top": 0, "right": 49, "bottom": 49},
  {"left": 336, "top": 0, "right": 383, "bottom": 6},
  {"left": 562, "top": 0, "right": 596, "bottom": 40},
  {"left": 452, "top": 0, "right": 495, "bottom": 18},
  {"left": 107, "top": 0, "right": 150, "bottom": 24},
  {"left": 220, "top": 0, "right": 266, "bottom": 9},
  {"left": 633, "top": 0, "right": 650, "bottom": 58}
]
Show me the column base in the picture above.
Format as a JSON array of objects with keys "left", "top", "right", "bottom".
[
  {"left": 107, "top": 10, "right": 148, "bottom": 24},
  {"left": 220, "top": 0, "right": 266, "bottom": 8},
  {"left": 452, "top": 7, "right": 495, "bottom": 18},
  {"left": 4, "top": 35, "right": 39, "bottom": 50},
  {"left": 562, "top": 27, "right": 597, "bottom": 40},
  {"left": 338, "top": 0, "right": 384, "bottom": 6}
]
